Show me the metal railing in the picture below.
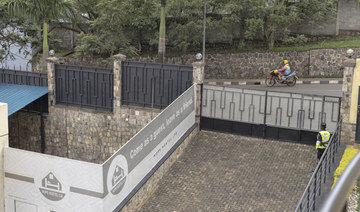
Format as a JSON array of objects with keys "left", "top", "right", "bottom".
[
  {"left": 0, "top": 68, "right": 48, "bottom": 87},
  {"left": 319, "top": 151, "right": 360, "bottom": 212},
  {"left": 294, "top": 117, "right": 342, "bottom": 212}
]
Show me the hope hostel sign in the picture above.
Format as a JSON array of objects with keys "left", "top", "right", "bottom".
[{"left": 4, "top": 84, "right": 196, "bottom": 212}]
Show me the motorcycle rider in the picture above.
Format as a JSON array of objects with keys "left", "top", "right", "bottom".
[{"left": 277, "top": 60, "right": 291, "bottom": 80}]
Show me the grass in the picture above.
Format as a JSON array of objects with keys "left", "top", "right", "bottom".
[{"left": 271, "top": 36, "right": 360, "bottom": 52}]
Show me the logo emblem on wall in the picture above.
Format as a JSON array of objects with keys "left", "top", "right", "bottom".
[
  {"left": 39, "top": 172, "right": 65, "bottom": 201},
  {"left": 111, "top": 165, "right": 126, "bottom": 194},
  {"left": 107, "top": 154, "right": 128, "bottom": 195}
]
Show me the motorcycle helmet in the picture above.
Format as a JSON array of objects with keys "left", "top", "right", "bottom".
[
  {"left": 284, "top": 60, "right": 288, "bottom": 65},
  {"left": 274, "top": 69, "right": 278, "bottom": 74}
]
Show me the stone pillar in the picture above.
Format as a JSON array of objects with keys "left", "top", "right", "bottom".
[
  {"left": 192, "top": 61, "right": 205, "bottom": 122},
  {"left": 0, "top": 103, "right": 9, "bottom": 212},
  {"left": 47, "top": 57, "right": 59, "bottom": 106},
  {"left": 113, "top": 54, "right": 127, "bottom": 114},
  {"left": 341, "top": 58, "right": 356, "bottom": 145}
]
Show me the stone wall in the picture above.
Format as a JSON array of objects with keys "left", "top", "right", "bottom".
[
  {"left": 7, "top": 107, "right": 159, "bottom": 163},
  {"left": 340, "top": 58, "right": 357, "bottom": 144},
  {"left": 8, "top": 111, "right": 42, "bottom": 153},
  {"left": 44, "top": 105, "right": 159, "bottom": 163},
  {"left": 129, "top": 47, "right": 360, "bottom": 79}
]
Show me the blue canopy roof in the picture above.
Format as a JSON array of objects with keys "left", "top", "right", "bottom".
[{"left": 0, "top": 83, "right": 49, "bottom": 116}]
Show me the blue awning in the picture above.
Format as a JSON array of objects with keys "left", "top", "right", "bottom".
[{"left": 0, "top": 83, "right": 49, "bottom": 116}]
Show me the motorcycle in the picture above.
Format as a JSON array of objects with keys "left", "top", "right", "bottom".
[{"left": 265, "top": 70, "right": 298, "bottom": 87}]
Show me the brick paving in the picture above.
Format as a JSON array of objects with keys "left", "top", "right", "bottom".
[{"left": 138, "top": 130, "right": 316, "bottom": 212}]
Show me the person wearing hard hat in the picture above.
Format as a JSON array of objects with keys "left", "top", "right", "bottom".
[{"left": 277, "top": 60, "right": 291, "bottom": 80}]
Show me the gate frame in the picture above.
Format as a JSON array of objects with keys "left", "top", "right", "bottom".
[{"left": 200, "top": 86, "right": 341, "bottom": 145}]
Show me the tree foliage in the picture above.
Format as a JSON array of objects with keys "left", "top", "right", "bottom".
[
  {"left": 5, "top": 0, "right": 77, "bottom": 71},
  {"left": 1, "top": 0, "right": 341, "bottom": 61},
  {"left": 242, "top": 0, "right": 337, "bottom": 49},
  {"left": 0, "top": 1, "right": 31, "bottom": 63},
  {"left": 74, "top": 0, "right": 157, "bottom": 58}
]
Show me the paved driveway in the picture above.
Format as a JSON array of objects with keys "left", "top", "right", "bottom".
[{"left": 138, "top": 130, "right": 315, "bottom": 212}]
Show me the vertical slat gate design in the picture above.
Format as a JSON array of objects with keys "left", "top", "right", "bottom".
[
  {"left": 121, "top": 61, "right": 193, "bottom": 109},
  {"left": 55, "top": 64, "right": 113, "bottom": 111},
  {"left": 0, "top": 68, "right": 48, "bottom": 87}
]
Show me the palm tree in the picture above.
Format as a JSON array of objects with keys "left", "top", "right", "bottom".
[
  {"left": 158, "top": 0, "right": 166, "bottom": 63},
  {"left": 6, "top": 0, "right": 76, "bottom": 72}
]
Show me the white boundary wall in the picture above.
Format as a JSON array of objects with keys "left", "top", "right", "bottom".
[
  {"left": 0, "top": 103, "right": 9, "bottom": 212},
  {"left": 4, "top": 85, "right": 196, "bottom": 212}
]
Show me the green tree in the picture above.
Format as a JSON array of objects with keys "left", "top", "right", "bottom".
[
  {"left": 74, "top": 0, "right": 156, "bottom": 58},
  {"left": 242, "top": 0, "right": 337, "bottom": 49},
  {"left": 165, "top": 0, "right": 242, "bottom": 54},
  {"left": 5, "top": 0, "right": 76, "bottom": 71},
  {"left": 0, "top": 0, "right": 37, "bottom": 67}
]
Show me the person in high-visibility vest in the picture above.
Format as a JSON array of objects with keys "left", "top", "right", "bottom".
[{"left": 316, "top": 123, "right": 331, "bottom": 162}]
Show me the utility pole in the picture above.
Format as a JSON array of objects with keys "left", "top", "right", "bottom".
[{"left": 202, "top": 0, "right": 206, "bottom": 63}]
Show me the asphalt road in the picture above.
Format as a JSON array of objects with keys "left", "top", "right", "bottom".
[{"left": 235, "top": 83, "right": 342, "bottom": 97}]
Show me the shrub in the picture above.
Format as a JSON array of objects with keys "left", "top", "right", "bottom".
[{"left": 333, "top": 147, "right": 359, "bottom": 187}]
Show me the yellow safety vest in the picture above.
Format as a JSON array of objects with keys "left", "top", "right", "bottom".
[{"left": 316, "top": 130, "right": 330, "bottom": 149}]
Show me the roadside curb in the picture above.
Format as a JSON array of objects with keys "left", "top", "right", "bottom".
[{"left": 204, "top": 79, "right": 343, "bottom": 86}]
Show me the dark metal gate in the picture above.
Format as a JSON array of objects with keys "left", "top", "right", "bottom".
[
  {"left": 356, "top": 86, "right": 360, "bottom": 142},
  {"left": 121, "top": 61, "right": 193, "bottom": 109},
  {"left": 200, "top": 85, "right": 341, "bottom": 144},
  {"left": 55, "top": 64, "right": 113, "bottom": 111}
]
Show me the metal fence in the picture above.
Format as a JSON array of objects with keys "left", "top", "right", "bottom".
[
  {"left": 0, "top": 68, "right": 48, "bottom": 87},
  {"left": 319, "top": 151, "right": 360, "bottom": 212},
  {"left": 55, "top": 64, "right": 113, "bottom": 111},
  {"left": 121, "top": 61, "right": 193, "bottom": 109},
  {"left": 294, "top": 117, "right": 342, "bottom": 212},
  {"left": 201, "top": 85, "right": 341, "bottom": 143}
]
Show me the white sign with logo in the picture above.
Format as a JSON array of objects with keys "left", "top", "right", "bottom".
[
  {"left": 4, "top": 149, "right": 103, "bottom": 212},
  {"left": 4, "top": 84, "right": 196, "bottom": 212}
]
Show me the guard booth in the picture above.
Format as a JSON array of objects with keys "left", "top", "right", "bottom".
[{"left": 356, "top": 86, "right": 360, "bottom": 142}]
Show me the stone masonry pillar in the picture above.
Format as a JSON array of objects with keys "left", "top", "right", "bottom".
[
  {"left": 192, "top": 61, "right": 205, "bottom": 123},
  {"left": 0, "top": 103, "right": 9, "bottom": 212},
  {"left": 113, "top": 54, "right": 127, "bottom": 114},
  {"left": 341, "top": 57, "right": 356, "bottom": 145},
  {"left": 47, "top": 57, "right": 59, "bottom": 106}
]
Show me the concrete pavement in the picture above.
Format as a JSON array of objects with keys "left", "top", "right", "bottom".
[{"left": 138, "top": 130, "right": 317, "bottom": 212}]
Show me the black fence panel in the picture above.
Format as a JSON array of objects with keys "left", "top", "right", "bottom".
[
  {"left": 0, "top": 68, "right": 48, "bottom": 86},
  {"left": 121, "top": 61, "right": 193, "bottom": 109},
  {"left": 55, "top": 64, "right": 113, "bottom": 112},
  {"left": 201, "top": 117, "right": 317, "bottom": 144}
]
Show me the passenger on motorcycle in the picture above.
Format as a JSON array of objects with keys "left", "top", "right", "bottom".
[{"left": 277, "top": 60, "right": 291, "bottom": 80}]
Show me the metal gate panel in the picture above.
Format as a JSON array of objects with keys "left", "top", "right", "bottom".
[
  {"left": 121, "top": 61, "right": 192, "bottom": 109},
  {"left": 55, "top": 64, "right": 113, "bottom": 111},
  {"left": 201, "top": 85, "right": 341, "bottom": 143},
  {"left": 201, "top": 85, "right": 266, "bottom": 124}
]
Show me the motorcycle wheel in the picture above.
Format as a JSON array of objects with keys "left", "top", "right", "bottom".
[
  {"left": 265, "top": 78, "right": 275, "bottom": 87},
  {"left": 286, "top": 76, "right": 296, "bottom": 87}
]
